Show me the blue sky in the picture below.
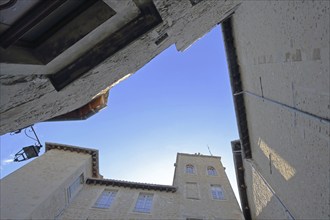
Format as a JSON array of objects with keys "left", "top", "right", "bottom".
[{"left": 0, "top": 26, "right": 239, "bottom": 199}]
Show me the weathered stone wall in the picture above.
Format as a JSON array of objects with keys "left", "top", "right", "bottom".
[
  {"left": 0, "top": 149, "right": 92, "bottom": 219},
  {"left": 230, "top": 1, "right": 329, "bottom": 219}
]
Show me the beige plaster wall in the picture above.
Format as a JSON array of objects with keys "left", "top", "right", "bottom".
[{"left": 231, "top": 1, "right": 329, "bottom": 219}]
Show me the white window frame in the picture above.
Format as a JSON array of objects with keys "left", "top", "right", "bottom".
[
  {"left": 93, "top": 190, "right": 117, "bottom": 209},
  {"left": 134, "top": 193, "right": 153, "bottom": 213},
  {"left": 211, "top": 185, "right": 225, "bottom": 200}
]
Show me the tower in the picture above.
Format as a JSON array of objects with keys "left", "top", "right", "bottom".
[{"left": 173, "top": 153, "right": 243, "bottom": 219}]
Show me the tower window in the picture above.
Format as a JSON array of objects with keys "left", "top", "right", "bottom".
[
  {"left": 186, "top": 164, "right": 195, "bottom": 174},
  {"left": 207, "top": 166, "right": 217, "bottom": 176},
  {"left": 134, "top": 193, "right": 153, "bottom": 213},
  {"left": 67, "top": 173, "right": 84, "bottom": 202},
  {"left": 93, "top": 190, "right": 117, "bottom": 209},
  {"left": 185, "top": 182, "right": 199, "bottom": 199},
  {"left": 211, "top": 185, "right": 225, "bottom": 200}
]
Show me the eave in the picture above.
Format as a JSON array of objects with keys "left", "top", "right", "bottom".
[
  {"left": 45, "top": 142, "right": 100, "bottom": 178},
  {"left": 222, "top": 17, "right": 252, "bottom": 159},
  {"left": 86, "top": 178, "right": 177, "bottom": 193}
]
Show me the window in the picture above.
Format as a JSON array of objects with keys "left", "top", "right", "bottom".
[
  {"left": 186, "top": 164, "right": 195, "bottom": 174},
  {"left": 134, "top": 193, "right": 153, "bottom": 213},
  {"left": 211, "top": 185, "right": 225, "bottom": 200},
  {"left": 93, "top": 190, "right": 117, "bottom": 209},
  {"left": 186, "top": 182, "right": 199, "bottom": 199},
  {"left": 207, "top": 166, "right": 217, "bottom": 176},
  {"left": 67, "top": 174, "right": 84, "bottom": 201}
]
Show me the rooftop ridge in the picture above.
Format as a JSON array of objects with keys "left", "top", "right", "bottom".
[{"left": 177, "top": 152, "right": 221, "bottom": 159}]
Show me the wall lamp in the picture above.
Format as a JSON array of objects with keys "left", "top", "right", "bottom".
[{"left": 13, "top": 126, "right": 42, "bottom": 162}]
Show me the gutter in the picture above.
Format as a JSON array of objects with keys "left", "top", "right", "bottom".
[
  {"left": 222, "top": 16, "right": 252, "bottom": 220},
  {"left": 231, "top": 140, "right": 252, "bottom": 220},
  {"left": 221, "top": 16, "right": 251, "bottom": 159}
]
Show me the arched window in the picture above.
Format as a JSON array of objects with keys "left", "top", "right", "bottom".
[
  {"left": 186, "top": 164, "right": 195, "bottom": 174},
  {"left": 207, "top": 166, "right": 217, "bottom": 176}
]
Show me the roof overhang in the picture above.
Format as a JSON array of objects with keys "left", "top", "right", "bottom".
[{"left": 222, "top": 17, "right": 252, "bottom": 159}]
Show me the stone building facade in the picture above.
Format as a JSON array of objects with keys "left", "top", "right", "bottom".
[
  {"left": 226, "top": 1, "right": 329, "bottom": 220},
  {"left": 1, "top": 1, "right": 329, "bottom": 220},
  {"left": 0, "top": 142, "right": 243, "bottom": 219}
]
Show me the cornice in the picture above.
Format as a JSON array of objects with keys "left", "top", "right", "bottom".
[{"left": 45, "top": 142, "right": 99, "bottom": 178}]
